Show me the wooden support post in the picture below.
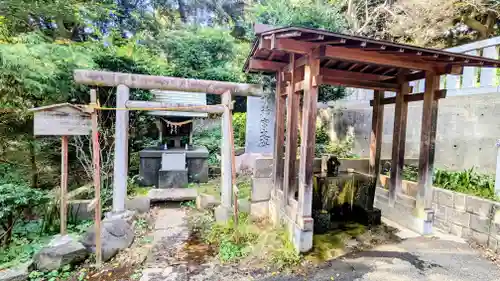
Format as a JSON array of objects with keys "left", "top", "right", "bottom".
[
  {"left": 416, "top": 72, "right": 440, "bottom": 212},
  {"left": 284, "top": 54, "right": 300, "bottom": 202},
  {"left": 389, "top": 72, "right": 410, "bottom": 206},
  {"left": 228, "top": 108, "right": 238, "bottom": 225},
  {"left": 272, "top": 71, "right": 286, "bottom": 193},
  {"left": 298, "top": 50, "right": 320, "bottom": 227},
  {"left": 60, "top": 135, "right": 68, "bottom": 235},
  {"left": 221, "top": 91, "right": 232, "bottom": 208},
  {"left": 368, "top": 90, "right": 384, "bottom": 210},
  {"left": 112, "top": 85, "right": 129, "bottom": 213},
  {"left": 90, "top": 89, "right": 102, "bottom": 266}
]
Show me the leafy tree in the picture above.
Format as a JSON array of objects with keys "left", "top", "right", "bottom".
[
  {"left": 0, "top": 0, "right": 115, "bottom": 40},
  {"left": 248, "top": 0, "right": 347, "bottom": 33},
  {"left": 0, "top": 184, "right": 48, "bottom": 246}
]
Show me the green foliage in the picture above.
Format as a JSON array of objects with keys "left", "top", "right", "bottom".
[
  {"left": 192, "top": 124, "right": 222, "bottom": 166},
  {"left": 249, "top": 0, "right": 346, "bottom": 33},
  {"left": 180, "top": 200, "right": 196, "bottom": 208},
  {"left": 127, "top": 176, "right": 150, "bottom": 198},
  {"left": 0, "top": 184, "right": 49, "bottom": 245},
  {"left": 269, "top": 229, "right": 302, "bottom": 270},
  {"left": 315, "top": 123, "right": 356, "bottom": 158},
  {"left": 434, "top": 168, "right": 497, "bottom": 201},
  {"left": 29, "top": 264, "right": 74, "bottom": 281},
  {"left": 0, "top": 163, "right": 29, "bottom": 186},
  {"left": 0, "top": 217, "right": 92, "bottom": 270},
  {"left": 386, "top": 165, "right": 497, "bottom": 201},
  {"left": 232, "top": 113, "right": 247, "bottom": 148},
  {"left": 192, "top": 114, "right": 247, "bottom": 166},
  {"left": 203, "top": 213, "right": 258, "bottom": 262}
]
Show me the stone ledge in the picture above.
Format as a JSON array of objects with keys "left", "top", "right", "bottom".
[{"left": 148, "top": 188, "right": 197, "bottom": 203}]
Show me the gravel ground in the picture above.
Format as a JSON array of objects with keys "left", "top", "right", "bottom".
[{"left": 140, "top": 207, "right": 500, "bottom": 281}]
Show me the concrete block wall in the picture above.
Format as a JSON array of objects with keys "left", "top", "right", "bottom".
[
  {"left": 432, "top": 188, "right": 500, "bottom": 251},
  {"left": 321, "top": 91, "right": 500, "bottom": 173},
  {"left": 375, "top": 174, "right": 500, "bottom": 252}
]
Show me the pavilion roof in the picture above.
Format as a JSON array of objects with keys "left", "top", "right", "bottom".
[{"left": 244, "top": 26, "right": 500, "bottom": 88}]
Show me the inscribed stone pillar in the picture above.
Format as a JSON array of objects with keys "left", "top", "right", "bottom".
[{"left": 244, "top": 95, "right": 276, "bottom": 155}]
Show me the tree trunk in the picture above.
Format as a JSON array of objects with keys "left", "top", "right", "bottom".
[
  {"left": 2, "top": 215, "right": 13, "bottom": 247},
  {"left": 178, "top": 0, "right": 188, "bottom": 23},
  {"left": 30, "top": 138, "right": 38, "bottom": 188}
]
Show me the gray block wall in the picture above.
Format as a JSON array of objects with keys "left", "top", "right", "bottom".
[
  {"left": 432, "top": 188, "right": 500, "bottom": 251},
  {"left": 321, "top": 91, "right": 500, "bottom": 172},
  {"left": 374, "top": 184, "right": 500, "bottom": 252}
]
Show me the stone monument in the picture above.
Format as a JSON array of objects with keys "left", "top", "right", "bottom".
[{"left": 237, "top": 95, "right": 276, "bottom": 172}]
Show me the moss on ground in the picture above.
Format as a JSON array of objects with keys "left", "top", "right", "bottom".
[
  {"left": 189, "top": 175, "right": 252, "bottom": 200},
  {"left": 305, "top": 222, "right": 366, "bottom": 263}
]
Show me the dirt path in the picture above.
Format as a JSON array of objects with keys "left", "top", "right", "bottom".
[
  {"left": 140, "top": 208, "right": 500, "bottom": 281},
  {"left": 139, "top": 206, "right": 256, "bottom": 281}
]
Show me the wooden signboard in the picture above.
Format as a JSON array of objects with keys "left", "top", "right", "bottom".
[
  {"left": 30, "top": 103, "right": 91, "bottom": 236},
  {"left": 31, "top": 104, "right": 91, "bottom": 136}
]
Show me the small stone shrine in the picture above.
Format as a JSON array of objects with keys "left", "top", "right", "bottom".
[{"left": 139, "top": 90, "right": 209, "bottom": 188}]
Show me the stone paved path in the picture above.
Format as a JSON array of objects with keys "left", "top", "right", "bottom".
[{"left": 141, "top": 209, "right": 500, "bottom": 281}]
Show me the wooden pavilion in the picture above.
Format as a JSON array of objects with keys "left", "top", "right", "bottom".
[{"left": 244, "top": 25, "right": 500, "bottom": 252}]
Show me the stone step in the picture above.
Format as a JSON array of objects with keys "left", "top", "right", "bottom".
[{"left": 148, "top": 188, "right": 198, "bottom": 203}]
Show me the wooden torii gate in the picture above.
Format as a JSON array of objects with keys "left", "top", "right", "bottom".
[
  {"left": 74, "top": 69, "right": 262, "bottom": 221},
  {"left": 244, "top": 25, "right": 500, "bottom": 252}
]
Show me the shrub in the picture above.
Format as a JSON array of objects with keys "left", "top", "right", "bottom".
[
  {"left": 0, "top": 184, "right": 48, "bottom": 246},
  {"left": 232, "top": 112, "right": 246, "bottom": 148}
]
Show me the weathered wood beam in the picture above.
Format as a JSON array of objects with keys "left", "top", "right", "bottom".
[
  {"left": 74, "top": 70, "right": 262, "bottom": 96},
  {"left": 125, "top": 101, "right": 225, "bottom": 113},
  {"left": 273, "top": 71, "right": 286, "bottom": 197},
  {"left": 389, "top": 72, "right": 410, "bottom": 207},
  {"left": 263, "top": 38, "right": 439, "bottom": 71},
  {"left": 368, "top": 90, "right": 384, "bottom": 210},
  {"left": 60, "top": 135, "right": 68, "bottom": 235},
  {"left": 369, "top": 89, "right": 446, "bottom": 106},
  {"left": 249, "top": 59, "right": 287, "bottom": 71},
  {"left": 284, "top": 54, "right": 300, "bottom": 203},
  {"left": 416, "top": 72, "right": 440, "bottom": 214},
  {"left": 297, "top": 50, "right": 320, "bottom": 240},
  {"left": 321, "top": 68, "right": 395, "bottom": 81},
  {"left": 319, "top": 76, "right": 399, "bottom": 92}
]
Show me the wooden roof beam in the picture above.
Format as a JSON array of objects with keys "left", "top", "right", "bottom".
[
  {"left": 74, "top": 70, "right": 262, "bottom": 96},
  {"left": 249, "top": 59, "right": 287, "bottom": 71},
  {"left": 320, "top": 68, "right": 395, "bottom": 81},
  {"left": 317, "top": 75, "right": 399, "bottom": 92},
  {"left": 266, "top": 38, "right": 442, "bottom": 72},
  {"left": 369, "top": 90, "right": 447, "bottom": 106}
]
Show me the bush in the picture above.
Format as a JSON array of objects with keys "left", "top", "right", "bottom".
[
  {"left": 0, "top": 184, "right": 48, "bottom": 246},
  {"left": 434, "top": 168, "right": 496, "bottom": 201},
  {"left": 232, "top": 112, "right": 246, "bottom": 148},
  {"left": 385, "top": 164, "right": 497, "bottom": 201},
  {"left": 192, "top": 113, "right": 248, "bottom": 166}
]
